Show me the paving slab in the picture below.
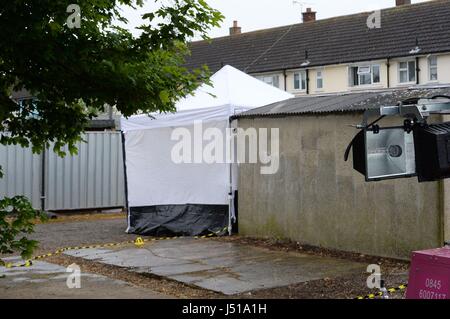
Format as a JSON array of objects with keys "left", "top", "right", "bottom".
[
  {"left": 0, "top": 257, "right": 169, "bottom": 299},
  {"left": 64, "top": 238, "right": 366, "bottom": 295}
]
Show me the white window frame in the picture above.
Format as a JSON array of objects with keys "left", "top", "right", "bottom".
[
  {"left": 349, "top": 64, "right": 381, "bottom": 87},
  {"left": 371, "top": 65, "right": 381, "bottom": 84},
  {"left": 316, "top": 70, "right": 324, "bottom": 90},
  {"left": 256, "top": 74, "right": 280, "bottom": 88},
  {"left": 398, "top": 60, "right": 416, "bottom": 84},
  {"left": 357, "top": 66, "right": 371, "bottom": 75},
  {"left": 293, "top": 70, "right": 307, "bottom": 91},
  {"left": 428, "top": 56, "right": 438, "bottom": 82}
]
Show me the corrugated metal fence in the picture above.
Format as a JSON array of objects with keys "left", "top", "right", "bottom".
[
  {"left": 0, "top": 143, "right": 42, "bottom": 208},
  {"left": 0, "top": 132, "right": 125, "bottom": 211}
]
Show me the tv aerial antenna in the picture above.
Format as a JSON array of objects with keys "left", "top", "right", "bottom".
[{"left": 293, "top": 1, "right": 314, "bottom": 22}]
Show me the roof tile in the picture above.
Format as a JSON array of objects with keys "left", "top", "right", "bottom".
[
  {"left": 186, "top": 0, "right": 450, "bottom": 73},
  {"left": 233, "top": 87, "right": 450, "bottom": 118}
]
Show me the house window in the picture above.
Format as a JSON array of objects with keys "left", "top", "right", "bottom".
[
  {"left": 294, "top": 71, "right": 307, "bottom": 90},
  {"left": 399, "top": 60, "right": 416, "bottom": 83},
  {"left": 316, "top": 70, "right": 323, "bottom": 90},
  {"left": 349, "top": 65, "right": 381, "bottom": 86},
  {"left": 256, "top": 75, "right": 280, "bottom": 88},
  {"left": 429, "top": 56, "right": 438, "bottom": 81},
  {"left": 372, "top": 65, "right": 380, "bottom": 83}
]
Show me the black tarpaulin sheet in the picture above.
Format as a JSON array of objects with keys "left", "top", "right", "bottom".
[{"left": 127, "top": 204, "right": 228, "bottom": 236}]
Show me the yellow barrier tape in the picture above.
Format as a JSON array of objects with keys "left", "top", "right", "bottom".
[
  {"left": 2, "top": 226, "right": 228, "bottom": 269},
  {"left": 355, "top": 284, "right": 408, "bottom": 299}
]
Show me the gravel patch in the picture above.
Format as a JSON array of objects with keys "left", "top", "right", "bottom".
[{"left": 30, "top": 218, "right": 132, "bottom": 254}]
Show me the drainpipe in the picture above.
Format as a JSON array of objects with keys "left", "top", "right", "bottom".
[
  {"left": 416, "top": 56, "right": 420, "bottom": 85},
  {"left": 304, "top": 49, "right": 310, "bottom": 94},
  {"left": 283, "top": 69, "right": 288, "bottom": 92},
  {"left": 40, "top": 148, "right": 46, "bottom": 212},
  {"left": 386, "top": 58, "right": 390, "bottom": 88},
  {"left": 306, "top": 69, "right": 310, "bottom": 94}
]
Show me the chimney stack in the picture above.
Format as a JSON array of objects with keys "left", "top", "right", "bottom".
[
  {"left": 396, "top": 0, "right": 411, "bottom": 6},
  {"left": 229, "top": 20, "right": 241, "bottom": 36},
  {"left": 302, "top": 8, "right": 317, "bottom": 23}
]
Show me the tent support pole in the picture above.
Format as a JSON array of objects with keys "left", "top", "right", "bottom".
[
  {"left": 121, "top": 131, "right": 131, "bottom": 233},
  {"left": 228, "top": 118, "right": 233, "bottom": 236}
]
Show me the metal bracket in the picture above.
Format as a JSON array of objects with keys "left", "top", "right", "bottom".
[{"left": 361, "top": 99, "right": 450, "bottom": 128}]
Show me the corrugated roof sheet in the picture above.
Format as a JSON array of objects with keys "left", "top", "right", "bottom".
[
  {"left": 233, "top": 86, "right": 450, "bottom": 118},
  {"left": 185, "top": 0, "right": 450, "bottom": 74}
]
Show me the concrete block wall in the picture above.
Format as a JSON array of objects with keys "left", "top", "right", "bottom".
[{"left": 237, "top": 114, "right": 444, "bottom": 259}]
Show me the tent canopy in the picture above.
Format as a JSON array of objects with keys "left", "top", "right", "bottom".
[
  {"left": 121, "top": 65, "right": 292, "bottom": 236},
  {"left": 121, "top": 65, "right": 293, "bottom": 131},
  {"left": 175, "top": 64, "right": 294, "bottom": 111}
]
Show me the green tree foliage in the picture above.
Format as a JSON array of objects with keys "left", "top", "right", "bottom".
[
  {"left": 0, "top": 0, "right": 223, "bottom": 261},
  {"left": 0, "top": 196, "right": 47, "bottom": 262}
]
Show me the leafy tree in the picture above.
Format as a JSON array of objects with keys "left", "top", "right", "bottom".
[
  {"left": 0, "top": 0, "right": 223, "bottom": 262},
  {"left": 0, "top": 196, "right": 47, "bottom": 262}
]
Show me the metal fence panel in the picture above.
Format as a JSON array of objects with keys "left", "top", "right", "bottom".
[
  {"left": 45, "top": 132, "right": 125, "bottom": 211},
  {"left": 0, "top": 132, "right": 125, "bottom": 211},
  {"left": 0, "top": 144, "right": 42, "bottom": 209}
]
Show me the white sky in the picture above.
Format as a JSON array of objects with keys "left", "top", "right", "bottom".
[{"left": 120, "top": 0, "right": 429, "bottom": 39}]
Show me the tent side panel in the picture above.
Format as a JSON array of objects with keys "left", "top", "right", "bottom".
[
  {"left": 124, "top": 120, "right": 231, "bottom": 236},
  {"left": 128, "top": 204, "right": 228, "bottom": 236},
  {"left": 124, "top": 122, "right": 229, "bottom": 207}
]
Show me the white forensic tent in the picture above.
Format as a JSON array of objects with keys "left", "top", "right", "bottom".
[{"left": 121, "top": 65, "right": 293, "bottom": 236}]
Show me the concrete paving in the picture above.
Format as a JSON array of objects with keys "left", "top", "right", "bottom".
[
  {"left": 64, "top": 238, "right": 366, "bottom": 295},
  {"left": 0, "top": 257, "right": 169, "bottom": 299}
]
